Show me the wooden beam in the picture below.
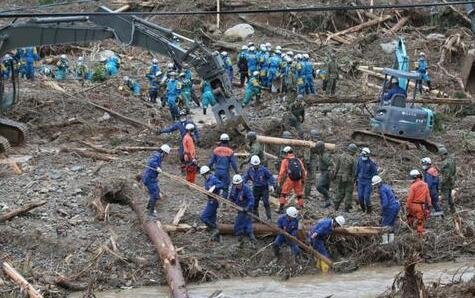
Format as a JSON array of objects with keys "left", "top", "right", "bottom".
[
  {"left": 2, "top": 262, "right": 43, "bottom": 298},
  {"left": 326, "top": 15, "right": 393, "bottom": 43},
  {"left": 0, "top": 201, "right": 46, "bottom": 223},
  {"left": 256, "top": 135, "right": 336, "bottom": 151}
]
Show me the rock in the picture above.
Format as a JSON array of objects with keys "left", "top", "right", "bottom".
[
  {"left": 70, "top": 165, "right": 84, "bottom": 172},
  {"left": 380, "top": 41, "right": 397, "bottom": 54},
  {"left": 98, "top": 112, "right": 111, "bottom": 122},
  {"left": 223, "top": 23, "right": 254, "bottom": 41},
  {"left": 426, "top": 33, "right": 446, "bottom": 41},
  {"left": 72, "top": 188, "right": 83, "bottom": 195},
  {"left": 49, "top": 170, "right": 62, "bottom": 180}
]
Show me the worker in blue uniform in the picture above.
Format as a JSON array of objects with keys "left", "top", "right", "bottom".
[
  {"left": 122, "top": 76, "right": 141, "bottom": 96},
  {"left": 200, "top": 80, "right": 217, "bottom": 115},
  {"left": 302, "top": 54, "right": 316, "bottom": 94},
  {"left": 383, "top": 80, "right": 407, "bottom": 103},
  {"left": 421, "top": 157, "right": 442, "bottom": 213},
  {"left": 273, "top": 207, "right": 301, "bottom": 258},
  {"left": 148, "top": 71, "right": 161, "bottom": 103},
  {"left": 294, "top": 54, "right": 306, "bottom": 95},
  {"left": 416, "top": 52, "right": 431, "bottom": 93},
  {"left": 372, "top": 175, "right": 400, "bottom": 244},
  {"left": 55, "top": 54, "right": 69, "bottom": 81},
  {"left": 247, "top": 46, "right": 259, "bottom": 77},
  {"left": 146, "top": 58, "right": 161, "bottom": 81},
  {"left": 242, "top": 71, "right": 261, "bottom": 107},
  {"left": 199, "top": 165, "right": 225, "bottom": 242},
  {"left": 356, "top": 147, "right": 378, "bottom": 213},
  {"left": 268, "top": 50, "right": 282, "bottom": 93},
  {"left": 143, "top": 144, "right": 171, "bottom": 217},
  {"left": 22, "top": 47, "right": 39, "bottom": 80},
  {"left": 258, "top": 44, "right": 270, "bottom": 88},
  {"left": 208, "top": 133, "right": 238, "bottom": 199},
  {"left": 308, "top": 215, "right": 345, "bottom": 258},
  {"left": 221, "top": 51, "right": 234, "bottom": 83},
  {"left": 166, "top": 72, "right": 181, "bottom": 121},
  {"left": 229, "top": 174, "right": 256, "bottom": 248},
  {"left": 105, "top": 54, "right": 120, "bottom": 77}
]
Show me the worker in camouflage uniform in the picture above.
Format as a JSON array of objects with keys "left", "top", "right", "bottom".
[
  {"left": 439, "top": 147, "right": 457, "bottom": 213},
  {"left": 304, "top": 129, "right": 321, "bottom": 200},
  {"left": 283, "top": 94, "right": 305, "bottom": 138},
  {"left": 316, "top": 141, "right": 333, "bottom": 208},
  {"left": 274, "top": 131, "right": 292, "bottom": 196},
  {"left": 326, "top": 53, "right": 338, "bottom": 96},
  {"left": 242, "top": 131, "right": 266, "bottom": 168},
  {"left": 333, "top": 143, "right": 358, "bottom": 212}
]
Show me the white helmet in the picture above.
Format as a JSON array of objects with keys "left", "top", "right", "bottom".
[
  {"left": 260, "top": 44, "right": 266, "bottom": 51},
  {"left": 152, "top": 58, "right": 158, "bottom": 64},
  {"left": 419, "top": 52, "right": 426, "bottom": 57},
  {"left": 421, "top": 157, "right": 431, "bottom": 164},
  {"left": 361, "top": 147, "right": 371, "bottom": 155},
  {"left": 249, "top": 46, "right": 256, "bottom": 51},
  {"left": 287, "top": 51, "right": 294, "bottom": 56},
  {"left": 221, "top": 51, "right": 228, "bottom": 56},
  {"left": 303, "top": 53, "right": 310, "bottom": 59},
  {"left": 252, "top": 71, "right": 259, "bottom": 77},
  {"left": 160, "top": 144, "right": 171, "bottom": 154},
  {"left": 169, "top": 72, "right": 176, "bottom": 76},
  {"left": 232, "top": 174, "right": 243, "bottom": 185},
  {"left": 242, "top": 45, "right": 248, "bottom": 50},
  {"left": 220, "top": 133, "right": 230, "bottom": 141},
  {"left": 185, "top": 123, "right": 194, "bottom": 130},
  {"left": 265, "top": 42, "right": 271, "bottom": 48},
  {"left": 200, "top": 165, "right": 210, "bottom": 175},
  {"left": 286, "top": 206, "right": 298, "bottom": 218},
  {"left": 410, "top": 169, "right": 421, "bottom": 178},
  {"left": 60, "top": 54, "right": 67, "bottom": 59},
  {"left": 250, "top": 155, "right": 261, "bottom": 166},
  {"left": 123, "top": 76, "right": 129, "bottom": 82},
  {"left": 335, "top": 215, "right": 345, "bottom": 226},
  {"left": 247, "top": 41, "right": 254, "bottom": 46},
  {"left": 275, "top": 46, "right": 282, "bottom": 51},
  {"left": 283, "top": 146, "right": 292, "bottom": 153},
  {"left": 167, "top": 62, "right": 174, "bottom": 68},
  {"left": 78, "top": 56, "right": 84, "bottom": 61},
  {"left": 371, "top": 175, "right": 382, "bottom": 186}
]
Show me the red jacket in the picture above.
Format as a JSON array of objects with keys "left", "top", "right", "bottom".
[
  {"left": 407, "top": 178, "right": 431, "bottom": 205},
  {"left": 183, "top": 133, "right": 196, "bottom": 162}
]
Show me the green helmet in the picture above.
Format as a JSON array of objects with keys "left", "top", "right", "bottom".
[
  {"left": 247, "top": 131, "right": 257, "bottom": 141},
  {"left": 347, "top": 143, "right": 358, "bottom": 153},
  {"left": 310, "top": 129, "right": 321, "bottom": 140},
  {"left": 282, "top": 131, "right": 291, "bottom": 139},
  {"left": 315, "top": 141, "right": 325, "bottom": 152}
]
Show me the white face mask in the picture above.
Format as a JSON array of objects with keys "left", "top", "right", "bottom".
[
  {"left": 422, "top": 165, "right": 429, "bottom": 170},
  {"left": 361, "top": 156, "right": 368, "bottom": 161}
]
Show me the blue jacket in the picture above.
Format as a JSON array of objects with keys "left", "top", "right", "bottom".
[
  {"left": 247, "top": 52, "right": 258, "bottom": 71},
  {"left": 146, "top": 64, "right": 160, "bottom": 80},
  {"left": 205, "top": 174, "right": 225, "bottom": 195},
  {"left": 269, "top": 55, "right": 282, "bottom": 70},
  {"left": 161, "top": 120, "right": 201, "bottom": 143},
  {"left": 303, "top": 60, "right": 314, "bottom": 77},
  {"left": 166, "top": 79, "right": 180, "bottom": 103},
  {"left": 277, "top": 214, "right": 299, "bottom": 236},
  {"left": 310, "top": 218, "right": 333, "bottom": 239},
  {"left": 417, "top": 58, "right": 428, "bottom": 74},
  {"left": 379, "top": 184, "right": 400, "bottom": 212},
  {"left": 423, "top": 167, "right": 440, "bottom": 199},
  {"left": 208, "top": 144, "right": 238, "bottom": 175},
  {"left": 143, "top": 152, "right": 163, "bottom": 182},
  {"left": 229, "top": 184, "right": 254, "bottom": 210},
  {"left": 383, "top": 86, "right": 406, "bottom": 102},
  {"left": 243, "top": 165, "right": 275, "bottom": 188},
  {"left": 356, "top": 157, "right": 378, "bottom": 183}
]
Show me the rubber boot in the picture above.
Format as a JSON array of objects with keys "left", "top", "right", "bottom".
[
  {"left": 359, "top": 202, "right": 366, "bottom": 213},
  {"left": 427, "top": 80, "right": 432, "bottom": 91},
  {"left": 381, "top": 233, "right": 389, "bottom": 244},
  {"left": 248, "top": 233, "right": 257, "bottom": 249},
  {"left": 388, "top": 233, "right": 395, "bottom": 243},
  {"left": 203, "top": 108, "right": 207, "bottom": 115},
  {"left": 238, "top": 235, "right": 245, "bottom": 248},
  {"left": 265, "top": 206, "right": 272, "bottom": 220},
  {"left": 366, "top": 205, "right": 372, "bottom": 215},
  {"left": 272, "top": 245, "right": 281, "bottom": 258},
  {"left": 212, "top": 228, "right": 221, "bottom": 242}
]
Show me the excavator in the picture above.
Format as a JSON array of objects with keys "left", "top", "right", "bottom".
[{"left": 0, "top": 6, "right": 249, "bottom": 153}]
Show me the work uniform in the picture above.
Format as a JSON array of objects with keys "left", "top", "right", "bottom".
[
  {"left": 200, "top": 175, "right": 224, "bottom": 229},
  {"left": 303, "top": 58, "right": 315, "bottom": 94},
  {"left": 229, "top": 184, "right": 255, "bottom": 238},
  {"left": 308, "top": 218, "right": 333, "bottom": 258},
  {"left": 55, "top": 59, "right": 69, "bottom": 81},
  {"left": 161, "top": 120, "right": 201, "bottom": 161},
  {"left": 23, "top": 47, "right": 39, "bottom": 80},
  {"left": 75, "top": 62, "right": 89, "bottom": 82},
  {"left": 247, "top": 51, "right": 258, "bottom": 76},
  {"left": 356, "top": 157, "right": 378, "bottom": 210},
  {"left": 243, "top": 76, "right": 261, "bottom": 106},
  {"left": 333, "top": 152, "right": 356, "bottom": 211},
  {"left": 258, "top": 52, "right": 270, "bottom": 88},
  {"left": 273, "top": 215, "right": 301, "bottom": 255},
  {"left": 378, "top": 184, "right": 400, "bottom": 228},
  {"left": 416, "top": 57, "right": 431, "bottom": 91},
  {"left": 326, "top": 59, "right": 338, "bottom": 96},
  {"left": 222, "top": 55, "right": 234, "bottom": 83},
  {"left": 201, "top": 81, "right": 217, "bottom": 113},
  {"left": 183, "top": 133, "right": 197, "bottom": 183},
  {"left": 268, "top": 54, "right": 282, "bottom": 92},
  {"left": 208, "top": 144, "right": 238, "bottom": 198},
  {"left": 125, "top": 79, "right": 141, "bottom": 96},
  {"left": 105, "top": 55, "right": 120, "bottom": 77},
  {"left": 294, "top": 61, "right": 306, "bottom": 95},
  {"left": 166, "top": 78, "right": 181, "bottom": 120},
  {"left": 440, "top": 156, "right": 456, "bottom": 213},
  {"left": 406, "top": 178, "right": 432, "bottom": 235},
  {"left": 146, "top": 64, "right": 160, "bottom": 81},
  {"left": 148, "top": 78, "right": 159, "bottom": 103},
  {"left": 237, "top": 50, "right": 249, "bottom": 86},
  {"left": 317, "top": 151, "right": 333, "bottom": 204},
  {"left": 304, "top": 145, "right": 318, "bottom": 199},
  {"left": 278, "top": 153, "right": 307, "bottom": 208},
  {"left": 423, "top": 167, "right": 442, "bottom": 212},
  {"left": 244, "top": 165, "right": 275, "bottom": 219},
  {"left": 181, "top": 77, "right": 193, "bottom": 113},
  {"left": 143, "top": 152, "right": 164, "bottom": 211}
]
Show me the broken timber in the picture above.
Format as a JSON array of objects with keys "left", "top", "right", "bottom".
[
  {"left": 2, "top": 262, "right": 43, "bottom": 298},
  {"left": 160, "top": 171, "right": 334, "bottom": 267},
  {"left": 326, "top": 15, "right": 393, "bottom": 43},
  {"left": 256, "top": 135, "right": 336, "bottom": 151},
  {"left": 0, "top": 200, "right": 46, "bottom": 223}
]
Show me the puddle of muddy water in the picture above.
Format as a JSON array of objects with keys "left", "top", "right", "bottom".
[{"left": 70, "top": 259, "right": 474, "bottom": 298}]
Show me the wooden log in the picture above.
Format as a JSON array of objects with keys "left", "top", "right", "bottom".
[
  {"left": 60, "top": 147, "right": 117, "bottom": 161},
  {"left": 172, "top": 202, "right": 189, "bottom": 226},
  {"left": 37, "top": 118, "right": 83, "bottom": 129},
  {"left": 385, "top": 16, "right": 410, "bottom": 35},
  {"left": 87, "top": 101, "right": 155, "bottom": 130},
  {"left": 0, "top": 200, "right": 46, "bottom": 223},
  {"left": 159, "top": 171, "right": 333, "bottom": 267},
  {"left": 129, "top": 200, "right": 188, "bottom": 298},
  {"left": 1, "top": 262, "right": 43, "bottom": 298},
  {"left": 326, "top": 15, "right": 393, "bottom": 43},
  {"left": 256, "top": 135, "right": 336, "bottom": 151},
  {"left": 235, "top": 151, "right": 278, "bottom": 160}
]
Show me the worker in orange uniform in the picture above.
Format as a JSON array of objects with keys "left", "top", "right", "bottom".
[
  {"left": 277, "top": 146, "right": 307, "bottom": 213},
  {"left": 183, "top": 123, "right": 198, "bottom": 183},
  {"left": 406, "top": 169, "right": 432, "bottom": 235}
]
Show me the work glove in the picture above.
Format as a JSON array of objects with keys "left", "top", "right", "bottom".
[
  {"left": 156, "top": 167, "right": 162, "bottom": 174},
  {"left": 192, "top": 159, "right": 197, "bottom": 165},
  {"left": 208, "top": 185, "right": 216, "bottom": 193},
  {"left": 311, "top": 232, "right": 318, "bottom": 239},
  {"left": 156, "top": 129, "right": 163, "bottom": 135},
  {"left": 269, "top": 186, "right": 275, "bottom": 193}
]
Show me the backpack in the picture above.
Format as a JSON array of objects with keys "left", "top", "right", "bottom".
[{"left": 287, "top": 158, "right": 302, "bottom": 181}]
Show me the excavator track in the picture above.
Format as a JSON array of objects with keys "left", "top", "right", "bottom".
[{"left": 0, "top": 117, "right": 27, "bottom": 153}]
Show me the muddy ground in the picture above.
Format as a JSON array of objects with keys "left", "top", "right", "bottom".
[{"left": 1, "top": 0, "right": 475, "bottom": 297}]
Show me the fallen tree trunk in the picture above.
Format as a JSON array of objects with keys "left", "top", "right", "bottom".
[
  {"left": 1, "top": 262, "right": 43, "bottom": 298},
  {"left": 60, "top": 147, "right": 117, "bottom": 161},
  {"left": 37, "top": 118, "right": 83, "bottom": 129},
  {"left": 0, "top": 200, "right": 46, "bottom": 223},
  {"left": 256, "top": 135, "right": 336, "bottom": 151},
  {"left": 385, "top": 16, "right": 410, "bottom": 35},
  {"left": 87, "top": 101, "right": 155, "bottom": 130},
  {"left": 326, "top": 15, "right": 393, "bottom": 43},
  {"left": 129, "top": 200, "right": 188, "bottom": 298}
]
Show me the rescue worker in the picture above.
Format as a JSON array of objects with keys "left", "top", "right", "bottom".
[
  {"left": 237, "top": 45, "right": 249, "bottom": 86},
  {"left": 166, "top": 72, "right": 181, "bottom": 121},
  {"left": 421, "top": 157, "right": 442, "bottom": 213},
  {"left": 243, "top": 155, "right": 275, "bottom": 220},
  {"left": 383, "top": 80, "right": 407, "bottom": 103},
  {"left": 258, "top": 44, "right": 270, "bottom": 88},
  {"left": 92, "top": 61, "right": 106, "bottom": 82},
  {"left": 333, "top": 143, "right": 358, "bottom": 212},
  {"left": 159, "top": 111, "right": 201, "bottom": 162},
  {"left": 200, "top": 80, "right": 217, "bottom": 115},
  {"left": 439, "top": 148, "right": 456, "bottom": 213},
  {"left": 268, "top": 50, "right": 282, "bottom": 93},
  {"left": 179, "top": 72, "right": 193, "bottom": 113},
  {"left": 242, "top": 71, "right": 262, "bottom": 107},
  {"left": 356, "top": 147, "right": 379, "bottom": 213},
  {"left": 287, "top": 94, "right": 305, "bottom": 138},
  {"left": 122, "top": 76, "right": 141, "bottom": 96},
  {"left": 200, "top": 165, "right": 225, "bottom": 242},
  {"left": 294, "top": 54, "right": 306, "bottom": 95},
  {"left": 148, "top": 71, "right": 160, "bottom": 103},
  {"left": 243, "top": 131, "right": 266, "bottom": 167},
  {"left": 316, "top": 69, "right": 328, "bottom": 92},
  {"left": 302, "top": 54, "right": 316, "bottom": 94},
  {"left": 143, "top": 144, "right": 171, "bottom": 217},
  {"left": 221, "top": 51, "right": 234, "bottom": 83},
  {"left": 229, "top": 174, "right": 256, "bottom": 248},
  {"left": 23, "top": 47, "right": 39, "bottom": 80},
  {"left": 208, "top": 134, "right": 239, "bottom": 198},
  {"left": 1, "top": 54, "right": 14, "bottom": 80},
  {"left": 146, "top": 58, "right": 160, "bottom": 81},
  {"left": 277, "top": 146, "right": 307, "bottom": 212},
  {"left": 316, "top": 141, "right": 333, "bottom": 208},
  {"left": 372, "top": 175, "right": 400, "bottom": 244},
  {"left": 326, "top": 53, "right": 338, "bottom": 96},
  {"left": 247, "top": 46, "right": 258, "bottom": 77},
  {"left": 281, "top": 56, "right": 292, "bottom": 93},
  {"left": 406, "top": 169, "right": 432, "bottom": 235},
  {"left": 304, "top": 129, "right": 321, "bottom": 200},
  {"left": 75, "top": 56, "right": 89, "bottom": 82},
  {"left": 308, "top": 216, "right": 345, "bottom": 258},
  {"left": 416, "top": 52, "right": 432, "bottom": 93},
  {"left": 105, "top": 54, "right": 120, "bottom": 77},
  {"left": 183, "top": 123, "right": 198, "bottom": 183},
  {"left": 273, "top": 207, "right": 301, "bottom": 258},
  {"left": 55, "top": 54, "right": 69, "bottom": 81}
]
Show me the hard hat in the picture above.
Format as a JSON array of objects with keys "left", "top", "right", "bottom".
[
  {"left": 421, "top": 157, "right": 432, "bottom": 164},
  {"left": 286, "top": 56, "right": 293, "bottom": 62},
  {"left": 60, "top": 54, "right": 67, "bottom": 59},
  {"left": 265, "top": 42, "right": 271, "bottom": 48},
  {"left": 220, "top": 133, "right": 230, "bottom": 141},
  {"left": 185, "top": 123, "right": 194, "bottom": 130},
  {"left": 335, "top": 216, "right": 345, "bottom": 226},
  {"left": 179, "top": 72, "right": 185, "bottom": 78},
  {"left": 160, "top": 144, "right": 171, "bottom": 154},
  {"left": 152, "top": 58, "right": 158, "bottom": 64},
  {"left": 371, "top": 175, "right": 383, "bottom": 186},
  {"left": 249, "top": 46, "right": 256, "bottom": 51},
  {"left": 347, "top": 143, "right": 358, "bottom": 153},
  {"left": 247, "top": 41, "right": 254, "bottom": 46},
  {"left": 283, "top": 146, "right": 292, "bottom": 153},
  {"left": 252, "top": 71, "right": 259, "bottom": 77},
  {"left": 439, "top": 147, "right": 448, "bottom": 156},
  {"left": 260, "top": 44, "right": 267, "bottom": 51},
  {"left": 286, "top": 206, "right": 298, "bottom": 218},
  {"left": 303, "top": 53, "right": 310, "bottom": 59},
  {"left": 246, "top": 131, "right": 257, "bottom": 141},
  {"left": 200, "top": 165, "right": 210, "bottom": 175},
  {"left": 183, "top": 63, "right": 189, "bottom": 69},
  {"left": 295, "top": 54, "right": 301, "bottom": 59},
  {"left": 232, "top": 174, "right": 243, "bottom": 185},
  {"left": 169, "top": 72, "right": 176, "bottom": 76},
  {"left": 361, "top": 147, "right": 371, "bottom": 155},
  {"left": 330, "top": 52, "right": 336, "bottom": 58},
  {"left": 78, "top": 56, "right": 84, "bottom": 61},
  {"left": 167, "top": 62, "right": 174, "bottom": 68},
  {"left": 275, "top": 50, "right": 281, "bottom": 54},
  {"left": 287, "top": 51, "right": 294, "bottom": 56},
  {"left": 221, "top": 51, "right": 228, "bottom": 56},
  {"left": 419, "top": 52, "right": 426, "bottom": 57},
  {"left": 275, "top": 46, "right": 282, "bottom": 51},
  {"left": 250, "top": 155, "right": 261, "bottom": 166},
  {"left": 315, "top": 141, "right": 325, "bottom": 152},
  {"left": 123, "top": 76, "right": 129, "bottom": 81},
  {"left": 242, "top": 45, "right": 248, "bottom": 50},
  {"left": 310, "top": 129, "right": 320, "bottom": 139},
  {"left": 296, "top": 94, "right": 304, "bottom": 100},
  {"left": 282, "top": 131, "right": 291, "bottom": 139},
  {"left": 410, "top": 169, "right": 421, "bottom": 178},
  {"left": 179, "top": 110, "right": 187, "bottom": 117}
]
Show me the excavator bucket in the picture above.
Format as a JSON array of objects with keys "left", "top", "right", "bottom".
[{"left": 461, "top": 49, "right": 475, "bottom": 95}]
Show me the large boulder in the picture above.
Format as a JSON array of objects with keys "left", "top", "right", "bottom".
[{"left": 223, "top": 24, "right": 254, "bottom": 42}]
